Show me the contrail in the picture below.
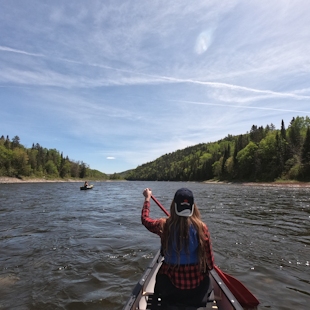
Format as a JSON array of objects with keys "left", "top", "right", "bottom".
[
  {"left": 58, "top": 60, "right": 310, "bottom": 101},
  {"left": 160, "top": 78, "right": 310, "bottom": 100},
  {"left": 1, "top": 45, "right": 310, "bottom": 101},
  {"left": 175, "top": 100, "right": 310, "bottom": 114},
  {"left": 0, "top": 46, "right": 44, "bottom": 57}
]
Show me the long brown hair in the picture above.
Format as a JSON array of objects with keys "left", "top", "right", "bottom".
[{"left": 161, "top": 200, "right": 208, "bottom": 272}]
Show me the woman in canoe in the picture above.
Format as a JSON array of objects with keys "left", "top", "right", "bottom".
[{"left": 141, "top": 187, "right": 214, "bottom": 309}]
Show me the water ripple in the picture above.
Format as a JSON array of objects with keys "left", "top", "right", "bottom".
[{"left": 0, "top": 181, "right": 309, "bottom": 309}]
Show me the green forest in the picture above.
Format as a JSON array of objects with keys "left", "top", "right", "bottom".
[
  {"left": 1, "top": 116, "right": 310, "bottom": 183},
  {"left": 126, "top": 116, "right": 310, "bottom": 182},
  {"left": 0, "top": 136, "right": 108, "bottom": 180}
]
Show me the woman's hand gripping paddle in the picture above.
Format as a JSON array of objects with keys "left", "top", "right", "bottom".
[{"left": 151, "top": 195, "right": 259, "bottom": 309}]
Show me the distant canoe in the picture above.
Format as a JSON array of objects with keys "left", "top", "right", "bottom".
[{"left": 80, "top": 185, "right": 94, "bottom": 190}]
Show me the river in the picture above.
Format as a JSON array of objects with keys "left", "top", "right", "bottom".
[{"left": 0, "top": 181, "right": 309, "bottom": 310}]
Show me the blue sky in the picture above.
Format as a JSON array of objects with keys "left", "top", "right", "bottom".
[{"left": 1, "top": 1, "right": 310, "bottom": 174}]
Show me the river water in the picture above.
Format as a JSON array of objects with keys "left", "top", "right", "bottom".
[{"left": 0, "top": 181, "right": 309, "bottom": 310}]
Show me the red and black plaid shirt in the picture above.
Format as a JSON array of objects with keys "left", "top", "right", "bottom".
[{"left": 141, "top": 201, "right": 214, "bottom": 290}]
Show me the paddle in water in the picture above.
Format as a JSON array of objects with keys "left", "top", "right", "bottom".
[{"left": 151, "top": 195, "right": 260, "bottom": 309}]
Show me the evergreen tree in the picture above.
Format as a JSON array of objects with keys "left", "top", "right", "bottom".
[
  {"left": 280, "top": 120, "right": 286, "bottom": 140},
  {"left": 79, "top": 162, "right": 87, "bottom": 178},
  {"left": 12, "top": 136, "right": 21, "bottom": 149},
  {"left": 4, "top": 135, "right": 10, "bottom": 149},
  {"left": 302, "top": 127, "right": 310, "bottom": 162},
  {"left": 288, "top": 117, "right": 302, "bottom": 156},
  {"left": 301, "top": 127, "right": 310, "bottom": 180}
]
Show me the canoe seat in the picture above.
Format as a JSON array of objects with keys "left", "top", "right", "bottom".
[
  {"left": 144, "top": 287, "right": 215, "bottom": 310},
  {"left": 146, "top": 294, "right": 199, "bottom": 309}
]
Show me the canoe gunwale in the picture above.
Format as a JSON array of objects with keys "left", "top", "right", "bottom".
[
  {"left": 123, "top": 249, "right": 250, "bottom": 310},
  {"left": 123, "top": 250, "right": 162, "bottom": 310},
  {"left": 210, "top": 269, "right": 244, "bottom": 310}
]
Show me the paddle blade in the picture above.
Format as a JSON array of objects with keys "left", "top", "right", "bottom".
[{"left": 214, "top": 265, "right": 259, "bottom": 308}]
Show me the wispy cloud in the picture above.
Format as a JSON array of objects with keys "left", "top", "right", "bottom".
[
  {"left": 177, "top": 100, "right": 310, "bottom": 114},
  {"left": 1, "top": 0, "right": 310, "bottom": 173},
  {"left": 2, "top": 45, "right": 309, "bottom": 103},
  {"left": 0, "top": 46, "right": 44, "bottom": 57}
]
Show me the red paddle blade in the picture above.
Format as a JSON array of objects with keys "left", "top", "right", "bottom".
[{"left": 214, "top": 265, "right": 259, "bottom": 308}]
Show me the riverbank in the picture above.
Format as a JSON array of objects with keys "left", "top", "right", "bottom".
[
  {"left": 203, "top": 179, "right": 310, "bottom": 187},
  {"left": 0, "top": 177, "right": 127, "bottom": 183},
  {"left": 1, "top": 176, "right": 309, "bottom": 187},
  {"left": 0, "top": 177, "right": 80, "bottom": 183},
  {"left": 242, "top": 181, "right": 310, "bottom": 187}
]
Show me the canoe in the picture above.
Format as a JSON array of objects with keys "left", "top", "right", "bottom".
[
  {"left": 80, "top": 185, "right": 93, "bottom": 190},
  {"left": 123, "top": 249, "right": 257, "bottom": 310}
]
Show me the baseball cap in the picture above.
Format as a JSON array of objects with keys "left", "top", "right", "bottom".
[{"left": 174, "top": 188, "right": 194, "bottom": 217}]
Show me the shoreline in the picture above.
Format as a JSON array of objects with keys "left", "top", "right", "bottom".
[
  {"left": 1, "top": 177, "right": 310, "bottom": 187},
  {"left": 241, "top": 181, "right": 310, "bottom": 188},
  {"left": 0, "top": 177, "right": 98, "bottom": 184},
  {"left": 203, "top": 180, "right": 310, "bottom": 188}
]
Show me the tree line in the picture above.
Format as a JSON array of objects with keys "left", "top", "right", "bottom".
[
  {"left": 126, "top": 116, "right": 310, "bottom": 182},
  {"left": 0, "top": 135, "right": 108, "bottom": 180}
]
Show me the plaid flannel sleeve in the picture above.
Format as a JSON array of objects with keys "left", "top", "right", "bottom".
[{"left": 141, "top": 201, "right": 163, "bottom": 237}]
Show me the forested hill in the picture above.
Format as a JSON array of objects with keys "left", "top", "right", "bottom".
[
  {"left": 0, "top": 136, "right": 108, "bottom": 180},
  {"left": 126, "top": 116, "right": 310, "bottom": 182}
]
